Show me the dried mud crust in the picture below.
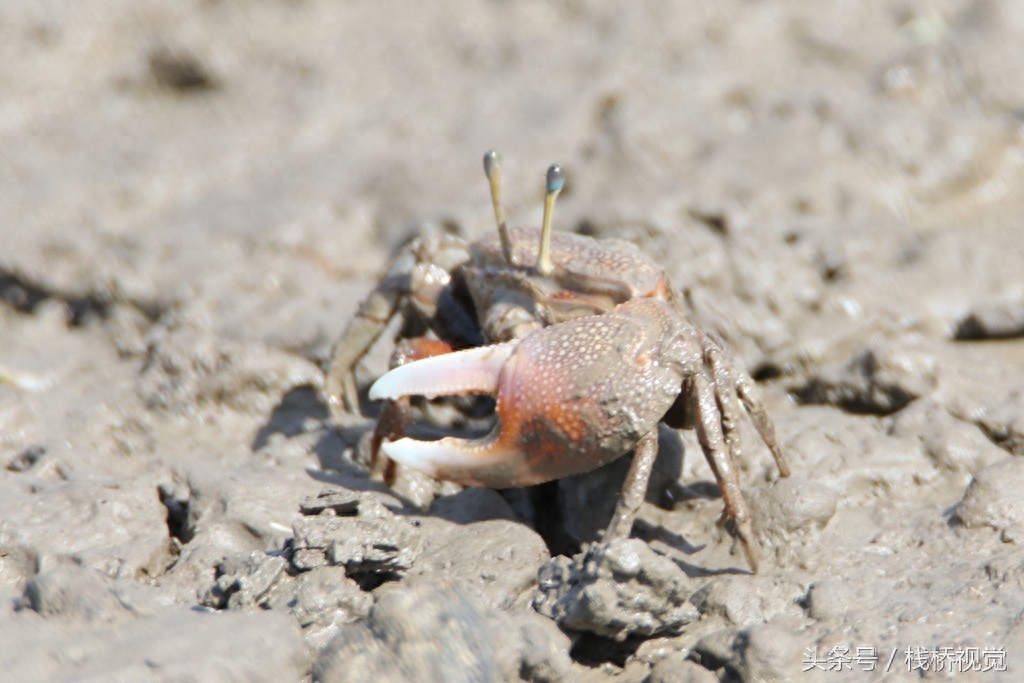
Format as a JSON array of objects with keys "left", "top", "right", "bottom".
[{"left": 4, "top": 1, "right": 1024, "bottom": 682}]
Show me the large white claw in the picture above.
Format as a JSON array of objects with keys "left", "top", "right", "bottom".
[
  {"left": 378, "top": 435, "right": 525, "bottom": 487},
  {"left": 369, "top": 340, "right": 531, "bottom": 488},
  {"left": 368, "top": 341, "right": 516, "bottom": 401}
]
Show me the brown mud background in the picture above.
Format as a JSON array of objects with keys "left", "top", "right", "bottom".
[{"left": 3, "top": 2, "right": 1024, "bottom": 681}]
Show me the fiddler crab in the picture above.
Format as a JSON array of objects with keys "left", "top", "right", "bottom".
[{"left": 326, "top": 151, "right": 790, "bottom": 571}]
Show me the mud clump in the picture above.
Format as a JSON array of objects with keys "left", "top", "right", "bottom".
[
  {"left": 291, "top": 493, "right": 421, "bottom": 578},
  {"left": 691, "top": 624, "right": 805, "bottom": 683},
  {"left": 201, "top": 550, "right": 374, "bottom": 651},
  {"left": 966, "top": 391, "right": 1024, "bottom": 457},
  {"left": 747, "top": 476, "right": 837, "bottom": 557},
  {"left": 138, "top": 310, "right": 321, "bottom": 416},
  {"left": 200, "top": 552, "right": 290, "bottom": 610},
  {"left": 0, "top": 478, "right": 173, "bottom": 584},
  {"left": 792, "top": 339, "right": 937, "bottom": 415},
  {"left": 315, "top": 580, "right": 571, "bottom": 683},
  {"left": 953, "top": 294, "right": 1024, "bottom": 340},
  {"left": 690, "top": 575, "right": 806, "bottom": 628},
  {"left": 197, "top": 486, "right": 554, "bottom": 656},
  {"left": 534, "top": 538, "right": 698, "bottom": 641},
  {"left": 648, "top": 653, "right": 719, "bottom": 683},
  {"left": 23, "top": 564, "right": 145, "bottom": 624}
]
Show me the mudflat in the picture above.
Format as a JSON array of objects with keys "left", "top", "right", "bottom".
[{"left": 2, "top": 2, "right": 1023, "bottom": 681}]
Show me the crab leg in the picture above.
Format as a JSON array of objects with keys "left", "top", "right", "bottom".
[
  {"left": 604, "top": 430, "right": 659, "bottom": 542},
  {"left": 325, "top": 273, "right": 407, "bottom": 419},
  {"left": 735, "top": 370, "right": 791, "bottom": 477},
  {"left": 705, "top": 340, "right": 744, "bottom": 473},
  {"left": 711, "top": 333, "right": 791, "bottom": 478},
  {"left": 691, "top": 371, "right": 760, "bottom": 572}
]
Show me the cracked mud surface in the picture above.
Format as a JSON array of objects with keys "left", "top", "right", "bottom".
[{"left": 3, "top": 2, "right": 1024, "bottom": 681}]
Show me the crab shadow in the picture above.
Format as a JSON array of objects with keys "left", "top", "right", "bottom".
[{"left": 251, "top": 383, "right": 378, "bottom": 484}]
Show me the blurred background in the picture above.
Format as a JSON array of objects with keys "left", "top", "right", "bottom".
[{"left": 5, "top": 0, "right": 1022, "bottom": 365}]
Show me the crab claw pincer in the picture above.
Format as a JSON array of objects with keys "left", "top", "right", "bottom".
[{"left": 368, "top": 299, "right": 687, "bottom": 489}]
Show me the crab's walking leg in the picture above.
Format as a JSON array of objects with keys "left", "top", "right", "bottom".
[
  {"left": 735, "top": 370, "right": 791, "bottom": 477},
  {"left": 692, "top": 372, "right": 760, "bottom": 573},
  {"left": 325, "top": 274, "right": 408, "bottom": 421},
  {"left": 707, "top": 332, "right": 791, "bottom": 479},
  {"left": 604, "top": 430, "right": 659, "bottom": 542},
  {"left": 705, "top": 340, "right": 744, "bottom": 472}
]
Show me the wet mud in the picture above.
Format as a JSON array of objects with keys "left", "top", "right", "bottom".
[{"left": 3, "top": 1, "right": 1024, "bottom": 681}]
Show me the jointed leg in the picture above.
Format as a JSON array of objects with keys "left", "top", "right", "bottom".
[
  {"left": 691, "top": 372, "right": 760, "bottom": 573},
  {"left": 704, "top": 340, "right": 744, "bottom": 473},
  {"left": 604, "top": 430, "right": 659, "bottom": 542},
  {"left": 734, "top": 367, "right": 791, "bottom": 478},
  {"left": 710, "top": 333, "right": 791, "bottom": 478},
  {"left": 325, "top": 276, "right": 408, "bottom": 423}
]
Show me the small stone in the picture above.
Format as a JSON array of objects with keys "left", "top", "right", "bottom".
[
  {"left": 955, "top": 457, "right": 1024, "bottom": 539},
  {"left": 649, "top": 653, "right": 719, "bottom": 683},
  {"left": 148, "top": 46, "right": 219, "bottom": 92},
  {"left": 747, "top": 477, "right": 837, "bottom": 550},
  {"left": 300, "top": 490, "right": 362, "bottom": 516},
  {"left": 731, "top": 623, "right": 805, "bottom": 682}
]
